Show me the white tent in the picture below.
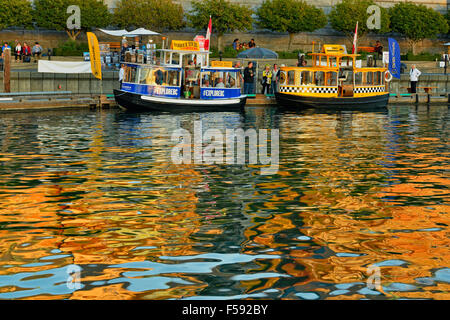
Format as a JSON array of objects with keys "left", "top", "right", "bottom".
[
  {"left": 99, "top": 28, "right": 160, "bottom": 37},
  {"left": 98, "top": 29, "right": 131, "bottom": 37},
  {"left": 126, "top": 28, "right": 160, "bottom": 36}
]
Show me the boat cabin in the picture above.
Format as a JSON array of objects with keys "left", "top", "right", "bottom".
[
  {"left": 120, "top": 46, "right": 242, "bottom": 100},
  {"left": 278, "top": 44, "right": 388, "bottom": 98}
]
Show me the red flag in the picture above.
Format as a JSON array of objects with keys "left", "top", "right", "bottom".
[
  {"left": 205, "top": 16, "right": 212, "bottom": 51},
  {"left": 352, "top": 21, "right": 358, "bottom": 54}
]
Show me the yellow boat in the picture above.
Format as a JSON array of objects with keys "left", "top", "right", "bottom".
[{"left": 275, "top": 44, "right": 390, "bottom": 109}]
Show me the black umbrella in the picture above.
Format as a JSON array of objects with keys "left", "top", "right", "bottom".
[{"left": 236, "top": 47, "right": 278, "bottom": 59}]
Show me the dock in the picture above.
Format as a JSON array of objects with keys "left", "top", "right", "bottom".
[{"left": 0, "top": 92, "right": 117, "bottom": 111}]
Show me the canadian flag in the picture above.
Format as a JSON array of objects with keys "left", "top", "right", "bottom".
[
  {"left": 352, "top": 21, "right": 358, "bottom": 54},
  {"left": 205, "top": 16, "right": 212, "bottom": 51}
]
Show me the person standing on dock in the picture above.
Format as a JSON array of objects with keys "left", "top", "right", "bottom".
[
  {"left": 261, "top": 64, "right": 272, "bottom": 95},
  {"left": 119, "top": 64, "right": 125, "bottom": 87},
  {"left": 243, "top": 61, "right": 255, "bottom": 95},
  {"left": 409, "top": 64, "right": 421, "bottom": 93},
  {"left": 271, "top": 64, "right": 280, "bottom": 94}
]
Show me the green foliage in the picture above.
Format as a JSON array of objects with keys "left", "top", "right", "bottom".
[
  {"left": 52, "top": 40, "right": 89, "bottom": 56},
  {"left": 329, "top": 0, "right": 390, "bottom": 37},
  {"left": 0, "top": 0, "right": 33, "bottom": 30},
  {"left": 276, "top": 49, "right": 304, "bottom": 59},
  {"left": 446, "top": 12, "right": 450, "bottom": 34},
  {"left": 33, "top": 0, "right": 110, "bottom": 32},
  {"left": 402, "top": 51, "right": 441, "bottom": 61},
  {"left": 114, "top": 0, "right": 184, "bottom": 31},
  {"left": 257, "top": 0, "right": 327, "bottom": 35},
  {"left": 188, "top": 0, "right": 253, "bottom": 36},
  {"left": 209, "top": 46, "right": 240, "bottom": 58},
  {"left": 389, "top": 2, "right": 448, "bottom": 48}
]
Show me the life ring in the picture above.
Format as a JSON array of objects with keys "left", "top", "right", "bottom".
[{"left": 385, "top": 71, "right": 393, "bottom": 82}]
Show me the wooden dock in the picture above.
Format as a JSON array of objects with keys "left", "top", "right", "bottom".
[
  {"left": 245, "top": 93, "right": 277, "bottom": 105},
  {"left": 388, "top": 93, "right": 450, "bottom": 105},
  {"left": 0, "top": 92, "right": 117, "bottom": 111}
]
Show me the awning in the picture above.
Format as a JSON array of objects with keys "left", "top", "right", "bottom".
[
  {"left": 126, "top": 28, "right": 160, "bottom": 36},
  {"left": 99, "top": 28, "right": 160, "bottom": 37},
  {"left": 38, "top": 61, "right": 92, "bottom": 73},
  {"left": 98, "top": 29, "right": 131, "bottom": 37}
]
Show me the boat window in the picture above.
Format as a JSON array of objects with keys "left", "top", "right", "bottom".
[
  {"left": 315, "top": 71, "right": 325, "bottom": 86},
  {"left": 287, "top": 71, "right": 296, "bottom": 85},
  {"left": 168, "top": 70, "right": 180, "bottom": 86},
  {"left": 343, "top": 71, "right": 353, "bottom": 85},
  {"left": 279, "top": 71, "right": 286, "bottom": 85},
  {"left": 171, "top": 53, "right": 180, "bottom": 65},
  {"left": 355, "top": 72, "right": 363, "bottom": 85},
  {"left": 325, "top": 72, "right": 337, "bottom": 86},
  {"left": 329, "top": 56, "right": 337, "bottom": 68},
  {"left": 300, "top": 71, "right": 311, "bottom": 85},
  {"left": 124, "top": 65, "right": 137, "bottom": 83},
  {"left": 374, "top": 71, "right": 382, "bottom": 85},
  {"left": 138, "top": 68, "right": 151, "bottom": 84},
  {"left": 364, "top": 72, "right": 373, "bottom": 85},
  {"left": 201, "top": 71, "right": 212, "bottom": 87},
  {"left": 226, "top": 72, "right": 239, "bottom": 88},
  {"left": 153, "top": 68, "right": 165, "bottom": 85}
]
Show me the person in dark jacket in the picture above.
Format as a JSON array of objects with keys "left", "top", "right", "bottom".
[{"left": 243, "top": 61, "right": 255, "bottom": 94}]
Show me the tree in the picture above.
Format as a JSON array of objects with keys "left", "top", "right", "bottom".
[
  {"left": 188, "top": 0, "right": 253, "bottom": 51},
  {"left": 329, "top": 0, "right": 390, "bottom": 45},
  {"left": 114, "top": 0, "right": 184, "bottom": 32},
  {"left": 0, "top": 0, "right": 33, "bottom": 30},
  {"left": 444, "top": 11, "right": 450, "bottom": 34},
  {"left": 257, "top": 0, "right": 327, "bottom": 50},
  {"left": 33, "top": 0, "right": 111, "bottom": 40},
  {"left": 389, "top": 2, "right": 448, "bottom": 54}
]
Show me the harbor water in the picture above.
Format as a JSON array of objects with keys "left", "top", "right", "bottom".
[{"left": 0, "top": 105, "right": 448, "bottom": 299}]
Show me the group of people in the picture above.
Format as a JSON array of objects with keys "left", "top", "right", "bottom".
[
  {"left": 242, "top": 62, "right": 281, "bottom": 95},
  {"left": 232, "top": 38, "right": 256, "bottom": 51},
  {"left": 1, "top": 41, "right": 43, "bottom": 63}
]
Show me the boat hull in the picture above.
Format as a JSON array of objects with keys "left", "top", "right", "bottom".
[
  {"left": 114, "top": 89, "right": 247, "bottom": 113},
  {"left": 275, "top": 92, "right": 389, "bottom": 110}
]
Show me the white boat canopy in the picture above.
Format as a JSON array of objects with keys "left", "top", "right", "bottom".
[{"left": 99, "top": 28, "right": 160, "bottom": 37}]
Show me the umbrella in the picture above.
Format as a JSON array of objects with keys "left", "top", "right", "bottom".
[
  {"left": 126, "top": 28, "right": 160, "bottom": 36},
  {"left": 99, "top": 29, "right": 132, "bottom": 37},
  {"left": 237, "top": 47, "right": 278, "bottom": 59},
  {"left": 98, "top": 28, "right": 160, "bottom": 37}
]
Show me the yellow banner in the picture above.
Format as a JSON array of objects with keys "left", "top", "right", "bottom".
[
  {"left": 87, "top": 32, "right": 102, "bottom": 80},
  {"left": 210, "top": 61, "right": 233, "bottom": 68},
  {"left": 171, "top": 40, "right": 200, "bottom": 51}
]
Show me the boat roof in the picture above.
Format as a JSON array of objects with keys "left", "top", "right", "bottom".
[{"left": 158, "top": 49, "right": 211, "bottom": 55}]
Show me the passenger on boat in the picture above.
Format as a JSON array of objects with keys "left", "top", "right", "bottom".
[
  {"left": 203, "top": 80, "right": 211, "bottom": 87},
  {"left": 215, "top": 78, "right": 225, "bottom": 88}
]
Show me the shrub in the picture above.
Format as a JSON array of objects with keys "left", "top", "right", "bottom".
[{"left": 52, "top": 40, "right": 89, "bottom": 56}]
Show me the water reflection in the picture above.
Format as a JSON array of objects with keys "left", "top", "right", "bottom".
[{"left": 0, "top": 105, "right": 448, "bottom": 300}]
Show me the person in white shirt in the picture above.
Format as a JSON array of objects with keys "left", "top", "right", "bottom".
[
  {"left": 119, "top": 64, "right": 125, "bottom": 87},
  {"left": 215, "top": 78, "right": 225, "bottom": 88},
  {"left": 409, "top": 64, "right": 421, "bottom": 93}
]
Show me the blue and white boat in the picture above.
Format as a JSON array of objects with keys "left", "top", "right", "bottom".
[{"left": 114, "top": 47, "right": 247, "bottom": 112}]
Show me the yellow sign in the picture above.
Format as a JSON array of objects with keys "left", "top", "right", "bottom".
[
  {"left": 171, "top": 40, "right": 200, "bottom": 51},
  {"left": 87, "top": 32, "right": 102, "bottom": 80},
  {"left": 322, "top": 44, "right": 347, "bottom": 55},
  {"left": 210, "top": 61, "right": 233, "bottom": 68}
]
